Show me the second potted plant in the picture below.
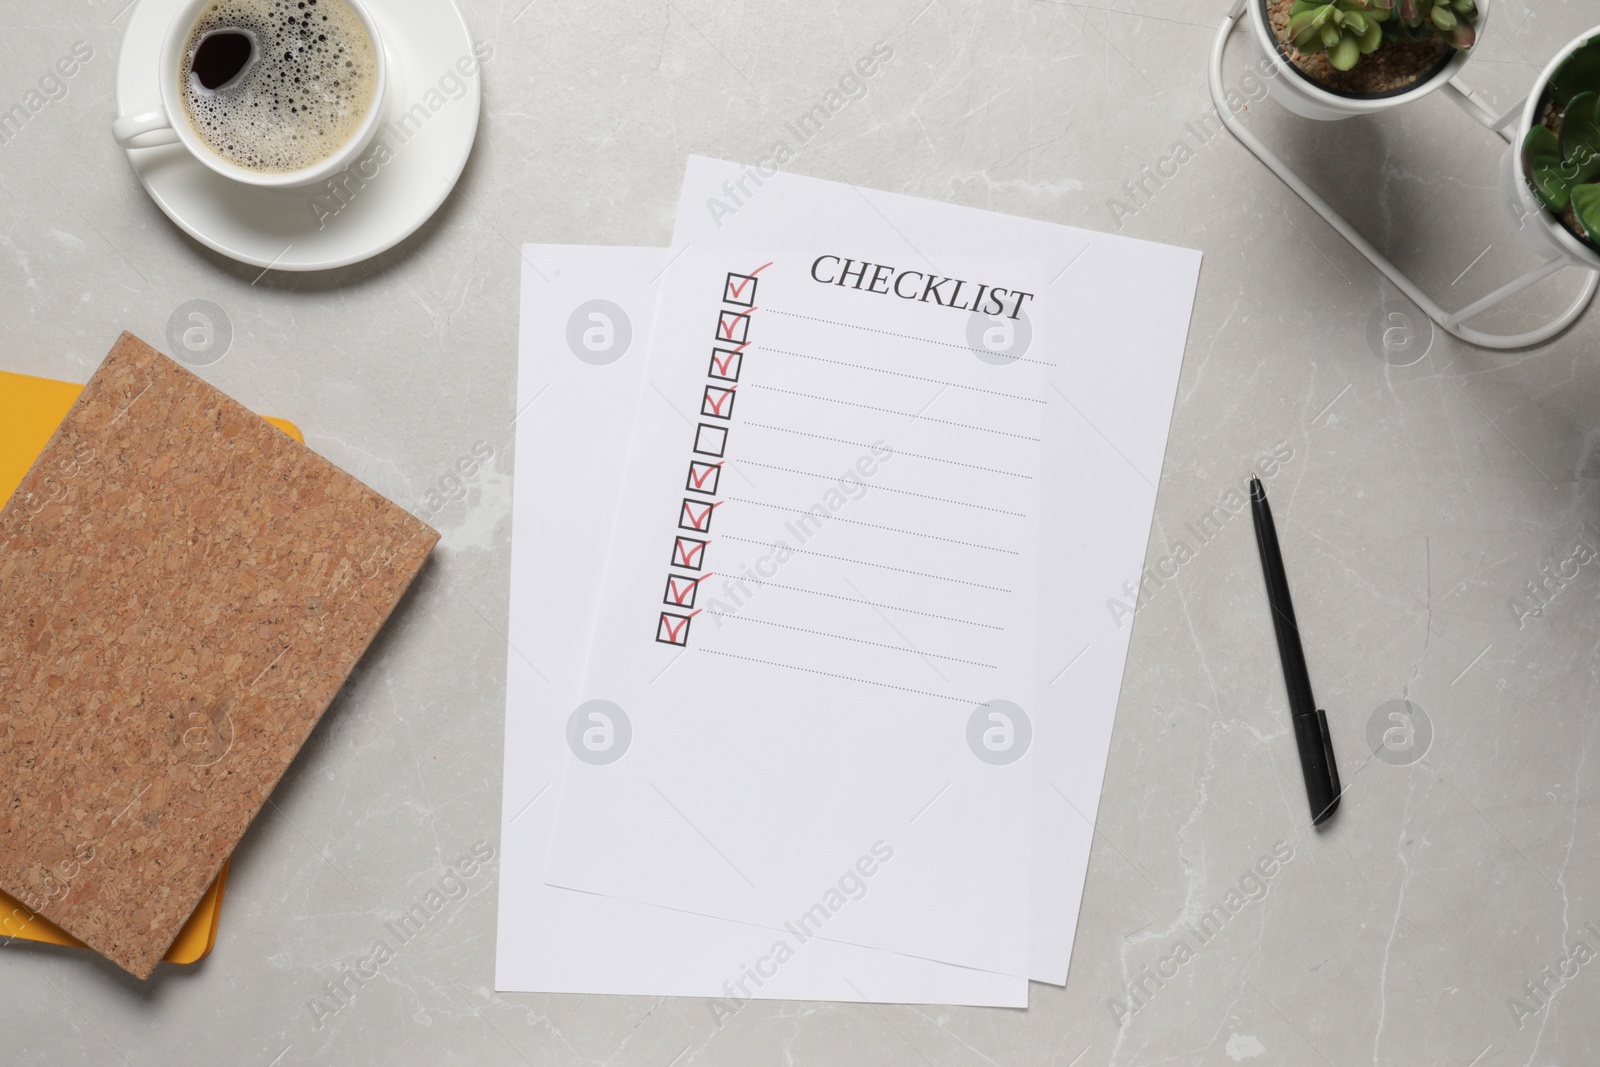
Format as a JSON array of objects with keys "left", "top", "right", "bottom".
[{"left": 1510, "top": 32, "right": 1600, "bottom": 268}]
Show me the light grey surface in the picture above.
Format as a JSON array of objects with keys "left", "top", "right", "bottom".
[{"left": 4, "top": 1, "right": 1600, "bottom": 1064}]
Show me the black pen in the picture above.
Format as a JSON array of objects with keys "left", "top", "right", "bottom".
[{"left": 1249, "top": 478, "right": 1341, "bottom": 826}]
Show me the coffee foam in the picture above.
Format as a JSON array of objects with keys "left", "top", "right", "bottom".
[{"left": 180, "top": 0, "right": 376, "bottom": 174}]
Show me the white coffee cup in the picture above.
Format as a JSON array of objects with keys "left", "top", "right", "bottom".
[{"left": 111, "top": 0, "right": 388, "bottom": 188}]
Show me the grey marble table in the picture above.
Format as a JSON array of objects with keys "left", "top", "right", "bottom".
[{"left": 5, "top": 1, "right": 1600, "bottom": 1064}]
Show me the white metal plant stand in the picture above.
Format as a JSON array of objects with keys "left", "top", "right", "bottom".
[{"left": 1209, "top": 0, "right": 1599, "bottom": 349}]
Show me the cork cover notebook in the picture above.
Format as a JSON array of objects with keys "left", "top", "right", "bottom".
[{"left": 0, "top": 333, "right": 438, "bottom": 978}]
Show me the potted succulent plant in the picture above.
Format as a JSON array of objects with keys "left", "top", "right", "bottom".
[
  {"left": 1249, "top": 0, "right": 1487, "bottom": 120},
  {"left": 1512, "top": 32, "right": 1600, "bottom": 268}
]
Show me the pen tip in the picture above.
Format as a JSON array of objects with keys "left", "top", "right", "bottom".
[{"left": 1249, "top": 477, "right": 1265, "bottom": 502}]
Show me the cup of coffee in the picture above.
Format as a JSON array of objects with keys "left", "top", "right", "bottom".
[{"left": 112, "top": 0, "right": 388, "bottom": 188}]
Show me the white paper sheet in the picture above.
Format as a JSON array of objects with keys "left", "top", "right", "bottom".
[
  {"left": 542, "top": 247, "right": 1046, "bottom": 977},
  {"left": 493, "top": 244, "right": 1028, "bottom": 1005},
  {"left": 668, "top": 157, "right": 1202, "bottom": 984}
]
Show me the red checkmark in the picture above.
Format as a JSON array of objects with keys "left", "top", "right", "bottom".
[
  {"left": 673, "top": 538, "right": 709, "bottom": 569},
  {"left": 717, "top": 310, "right": 754, "bottom": 339},
  {"left": 681, "top": 500, "right": 722, "bottom": 531},
  {"left": 688, "top": 461, "right": 723, "bottom": 490},
  {"left": 658, "top": 610, "right": 701, "bottom": 645},
  {"left": 665, "top": 574, "right": 710, "bottom": 605},
  {"left": 711, "top": 344, "right": 749, "bottom": 377},
  {"left": 703, "top": 386, "right": 737, "bottom": 417},
  {"left": 726, "top": 263, "right": 772, "bottom": 301}
]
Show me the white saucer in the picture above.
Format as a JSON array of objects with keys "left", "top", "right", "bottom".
[{"left": 116, "top": 0, "right": 481, "bottom": 271}]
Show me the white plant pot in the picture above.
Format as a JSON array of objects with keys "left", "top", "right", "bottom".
[
  {"left": 1500, "top": 27, "right": 1600, "bottom": 270},
  {"left": 1249, "top": 0, "right": 1488, "bottom": 121}
]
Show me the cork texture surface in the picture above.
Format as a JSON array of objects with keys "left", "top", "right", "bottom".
[{"left": 0, "top": 333, "right": 438, "bottom": 978}]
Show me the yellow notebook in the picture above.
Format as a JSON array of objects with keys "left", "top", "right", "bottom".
[{"left": 0, "top": 368, "right": 303, "bottom": 965}]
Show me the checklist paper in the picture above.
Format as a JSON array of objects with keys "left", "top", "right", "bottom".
[
  {"left": 672, "top": 157, "right": 1203, "bottom": 984},
  {"left": 495, "top": 244, "right": 1025, "bottom": 1005},
  {"left": 542, "top": 248, "right": 1047, "bottom": 976}
]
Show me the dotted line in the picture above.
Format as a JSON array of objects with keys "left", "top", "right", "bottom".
[
  {"left": 743, "top": 422, "right": 1031, "bottom": 480},
  {"left": 699, "top": 649, "right": 974, "bottom": 703},
  {"left": 715, "top": 615, "right": 999, "bottom": 668},
  {"left": 764, "top": 308, "right": 1058, "bottom": 367},
  {"left": 733, "top": 578, "right": 1004, "bottom": 629},
  {"left": 725, "top": 497, "right": 1019, "bottom": 554},
  {"left": 744, "top": 384, "right": 1041, "bottom": 442},
  {"left": 760, "top": 347, "right": 1045, "bottom": 403},
  {"left": 720, "top": 535, "right": 1010, "bottom": 591},
  {"left": 737, "top": 461, "right": 1027, "bottom": 517}
]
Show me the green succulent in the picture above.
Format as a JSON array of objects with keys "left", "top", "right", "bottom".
[
  {"left": 1523, "top": 36, "right": 1600, "bottom": 244},
  {"left": 1286, "top": 0, "right": 1478, "bottom": 72},
  {"left": 1399, "top": 0, "right": 1479, "bottom": 49}
]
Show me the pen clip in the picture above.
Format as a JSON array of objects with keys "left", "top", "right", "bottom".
[{"left": 1313, "top": 708, "right": 1341, "bottom": 825}]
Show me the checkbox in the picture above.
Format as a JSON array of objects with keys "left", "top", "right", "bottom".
[
  {"left": 708, "top": 346, "right": 745, "bottom": 382},
  {"left": 702, "top": 385, "right": 737, "bottom": 420},
  {"left": 716, "top": 309, "right": 753, "bottom": 344},
  {"left": 693, "top": 423, "right": 728, "bottom": 458},
  {"left": 679, "top": 497, "right": 721, "bottom": 533},
  {"left": 686, "top": 460, "right": 722, "bottom": 495},
  {"left": 670, "top": 536, "right": 709, "bottom": 571},
  {"left": 723, "top": 272, "right": 760, "bottom": 307},
  {"left": 657, "top": 611, "right": 696, "bottom": 646},
  {"left": 664, "top": 573, "right": 706, "bottom": 608}
]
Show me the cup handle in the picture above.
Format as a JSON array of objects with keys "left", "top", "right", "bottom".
[{"left": 113, "top": 109, "right": 180, "bottom": 149}]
